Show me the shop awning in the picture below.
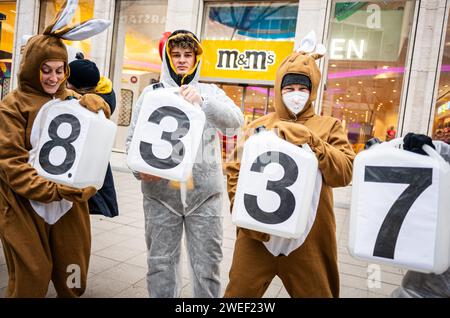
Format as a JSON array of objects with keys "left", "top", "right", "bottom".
[
  {"left": 208, "top": 4, "right": 298, "bottom": 40},
  {"left": 334, "top": 2, "right": 367, "bottom": 22}
]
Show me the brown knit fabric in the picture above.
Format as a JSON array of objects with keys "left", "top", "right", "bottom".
[
  {"left": 224, "top": 51, "right": 355, "bottom": 298},
  {"left": 0, "top": 32, "right": 101, "bottom": 297}
]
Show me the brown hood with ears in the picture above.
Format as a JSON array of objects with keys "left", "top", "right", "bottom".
[
  {"left": 274, "top": 52, "right": 322, "bottom": 121},
  {"left": 18, "top": 34, "right": 69, "bottom": 97}
]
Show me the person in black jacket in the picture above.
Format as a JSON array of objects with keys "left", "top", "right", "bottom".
[{"left": 67, "top": 55, "right": 119, "bottom": 218}]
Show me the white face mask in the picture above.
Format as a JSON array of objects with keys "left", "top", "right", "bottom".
[{"left": 282, "top": 91, "right": 310, "bottom": 115}]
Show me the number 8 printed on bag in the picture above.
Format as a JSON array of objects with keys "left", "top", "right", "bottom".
[{"left": 39, "top": 114, "right": 81, "bottom": 176}]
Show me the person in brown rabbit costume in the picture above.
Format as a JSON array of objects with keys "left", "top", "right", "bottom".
[
  {"left": 224, "top": 31, "right": 355, "bottom": 298},
  {"left": 0, "top": 0, "right": 110, "bottom": 297}
]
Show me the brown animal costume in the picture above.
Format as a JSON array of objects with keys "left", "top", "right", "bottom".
[
  {"left": 0, "top": 0, "right": 110, "bottom": 297},
  {"left": 224, "top": 35, "right": 355, "bottom": 298}
]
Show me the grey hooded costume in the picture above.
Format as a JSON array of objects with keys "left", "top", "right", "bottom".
[{"left": 126, "top": 30, "right": 244, "bottom": 297}]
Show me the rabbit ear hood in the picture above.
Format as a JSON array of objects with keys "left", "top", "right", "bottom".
[
  {"left": 43, "top": 0, "right": 110, "bottom": 41},
  {"left": 274, "top": 30, "right": 326, "bottom": 120},
  {"left": 18, "top": 0, "right": 110, "bottom": 96},
  {"left": 18, "top": 34, "right": 69, "bottom": 96}
]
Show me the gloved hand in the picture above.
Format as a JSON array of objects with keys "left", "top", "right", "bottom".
[
  {"left": 272, "top": 121, "right": 312, "bottom": 146},
  {"left": 79, "top": 94, "right": 111, "bottom": 119},
  {"left": 403, "top": 132, "right": 435, "bottom": 156},
  {"left": 58, "top": 184, "right": 97, "bottom": 203}
]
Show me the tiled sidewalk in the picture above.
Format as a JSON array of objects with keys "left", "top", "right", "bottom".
[{"left": 0, "top": 170, "right": 404, "bottom": 298}]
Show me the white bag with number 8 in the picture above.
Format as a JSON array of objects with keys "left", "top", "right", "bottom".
[
  {"left": 31, "top": 98, "right": 117, "bottom": 190},
  {"left": 127, "top": 87, "right": 206, "bottom": 182},
  {"left": 348, "top": 138, "right": 450, "bottom": 274}
]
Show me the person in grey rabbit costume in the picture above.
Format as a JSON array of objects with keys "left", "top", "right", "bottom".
[{"left": 126, "top": 29, "right": 244, "bottom": 298}]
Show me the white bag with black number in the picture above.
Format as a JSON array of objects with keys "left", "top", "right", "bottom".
[
  {"left": 348, "top": 138, "right": 450, "bottom": 274},
  {"left": 232, "top": 127, "right": 319, "bottom": 239},
  {"left": 31, "top": 98, "right": 117, "bottom": 190},
  {"left": 127, "top": 87, "right": 206, "bottom": 182}
]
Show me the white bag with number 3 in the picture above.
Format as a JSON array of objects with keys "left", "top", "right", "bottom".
[
  {"left": 127, "top": 87, "right": 206, "bottom": 182},
  {"left": 31, "top": 98, "right": 117, "bottom": 190},
  {"left": 348, "top": 138, "right": 450, "bottom": 274},
  {"left": 232, "top": 127, "right": 319, "bottom": 239}
]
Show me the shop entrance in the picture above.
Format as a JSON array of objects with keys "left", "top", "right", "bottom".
[
  {"left": 216, "top": 83, "right": 274, "bottom": 159},
  {"left": 219, "top": 83, "right": 274, "bottom": 127}
]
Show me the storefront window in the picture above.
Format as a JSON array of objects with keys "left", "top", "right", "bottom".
[
  {"left": 432, "top": 11, "right": 450, "bottom": 144},
  {"left": 201, "top": 1, "right": 298, "bottom": 158},
  {"left": 201, "top": 1, "right": 298, "bottom": 85},
  {"left": 322, "top": 1, "right": 416, "bottom": 153},
  {"left": 110, "top": 0, "right": 167, "bottom": 151},
  {"left": 0, "top": 0, "right": 16, "bottom": 98},
  {"left": 39, "top": 0, "right": 94, "bottom": 58}
]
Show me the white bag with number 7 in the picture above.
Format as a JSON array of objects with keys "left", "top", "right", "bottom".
[
  {"left": 127, "top": 87, "right": 206, "bottom": 182},
  {"left": 348, "top": 137, "right": 450, "bottom": 274}
]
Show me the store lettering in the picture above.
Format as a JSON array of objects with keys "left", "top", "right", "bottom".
[
  {"left": 120, "top": 14, "right": 166, "bottom": 25},
  {"left": 216, "top": 49, "right": 275, "bottom": 71},
  {"left": 330, "top": 39, "right": 365, "bottom": 60}
]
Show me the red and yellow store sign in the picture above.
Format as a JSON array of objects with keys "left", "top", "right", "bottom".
[{"left": 200, "top": 40, "right": 294, "bottom": 83}]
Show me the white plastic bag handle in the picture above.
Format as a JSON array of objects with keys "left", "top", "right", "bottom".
[
  {"left": 377, "top": 137, "right": 449, "bottom": 171},
  {"left": 164, "top": 86, "right": 200, "bottom": 108},
  {"left": 164, "top": 87, "right": 180, "bottom": 94},
  {"left": 423, "top": 144, "right": 450, "bottom": 172},
  {"left": 96, "top": 109, "right": 108, "bottom": 121},
  {"left": 376, "top": 137, "right": 403, "bottom": 149},
  {"left": 300, "top": 143, "right": 313, "bottom": 153}
]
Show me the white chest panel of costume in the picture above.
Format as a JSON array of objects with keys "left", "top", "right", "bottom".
[
  {"left": 127, "top": 88, "right": 206, "bottom": 182},
  {"left": 31, "top": 98, "right": 117, "bottom": 190},
  {"left": 348, "top": 138, "right": 450, "bottom": 274},
  {"left": 232, "top": 129, "right": 319, "bottom": 239}
]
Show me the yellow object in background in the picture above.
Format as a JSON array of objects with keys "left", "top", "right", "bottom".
[
  {"left": 200, "top": 40, "right": 294, "bottom": 82},
  {"left": 169, "top": 175, "right": 194, "bottom": 190}
]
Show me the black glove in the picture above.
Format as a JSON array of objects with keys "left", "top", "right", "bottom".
[{"left": 403, "top": 133, "right": 435, "bottom": 156}]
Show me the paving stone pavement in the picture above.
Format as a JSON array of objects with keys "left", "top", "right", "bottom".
[{"left": 0, "top": 170, "right": 405, "bottom": 298}]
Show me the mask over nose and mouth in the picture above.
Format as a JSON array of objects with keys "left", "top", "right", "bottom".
[{"left": 282, "top": 91, "right": 310, "bottom": 115}]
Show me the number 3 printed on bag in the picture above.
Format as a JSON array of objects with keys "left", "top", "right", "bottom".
[
  {"left": 139, "top": 106, "right": 190, "bottom": 170},
  {"left": 244, "top": 151, "right": 299, "bottom": 224}
]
